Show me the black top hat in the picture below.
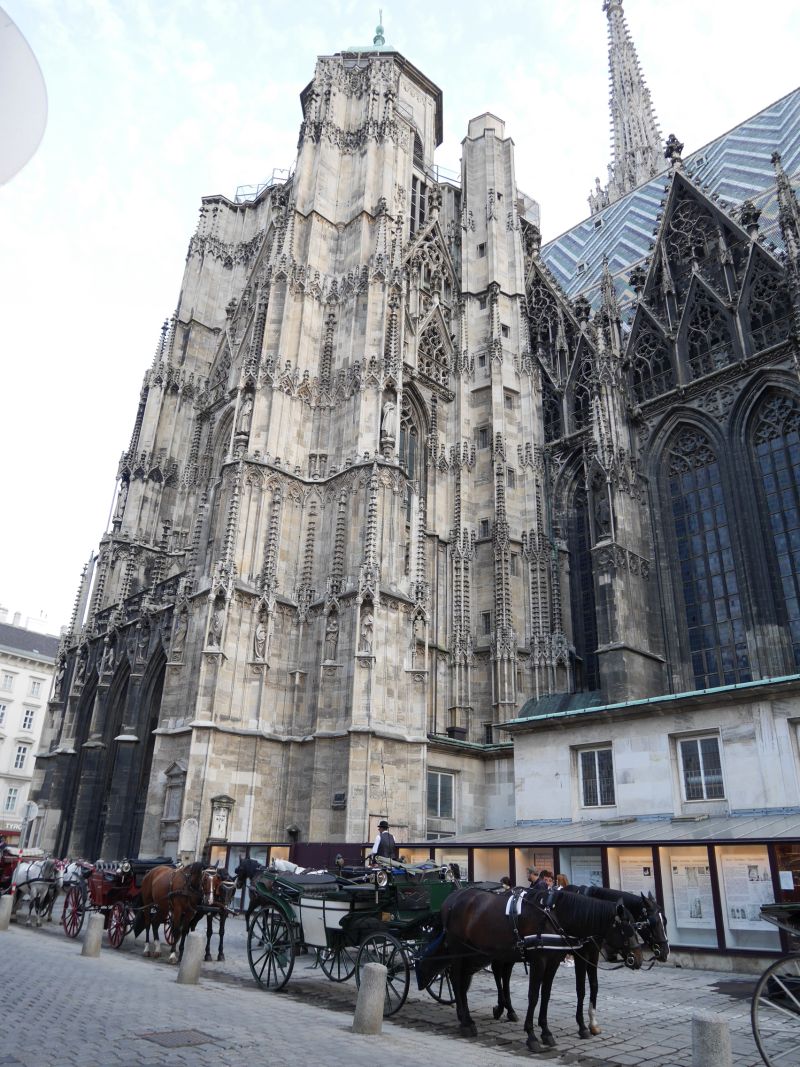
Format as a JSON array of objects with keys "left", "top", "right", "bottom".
[{"left": 378, "top": 820, "right": 389, "bottom": 830}]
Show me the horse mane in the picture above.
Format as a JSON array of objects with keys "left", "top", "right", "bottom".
[{"left": 542, "top": 889, "right": 626, "bottom": 937}]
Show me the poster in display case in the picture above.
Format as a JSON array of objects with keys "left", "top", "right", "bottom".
[
  {"left": 720, "top": 854, "right": 775, "bottom": 930},
  {"left": 619, "top": 856, "right": 656, "bottom": 897},
  {"left": 668, "top": 854, "right": 715, "bottom": 929}
]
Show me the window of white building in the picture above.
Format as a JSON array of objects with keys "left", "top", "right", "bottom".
[
  {"left": 679, "top": 736, "right": 724, "bottom": 800},
  {"left": 1, "top": 673, "right": 14, "bottom": 691},
  {"left": 579, "top": 746, "right": 615, "bottom": 807},
  {"left": 4, "top": 787, "right": 18, "bottom": 813},
  {"left": 22, "top": 708, "right": 34, "bottom": 731},
  {"left": 14, "top": 745, "right": 28, "bottom": 770},
  {"left": 0, "top": 704, "right": 6, "bottom": 726},
  {"left": 427, "top": 770, "right": 454, "bottom": 819},
  {"left": 29, "top": 680, "right": 42, "bottom": 698}
]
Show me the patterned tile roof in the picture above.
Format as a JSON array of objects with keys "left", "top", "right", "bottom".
[{"left": 541, "top": 87, "right": 800, "bottom": 314}]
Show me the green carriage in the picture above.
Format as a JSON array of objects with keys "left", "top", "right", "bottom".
[{"left": 246, "top": 858, "right": 460, "bottom": 1015}]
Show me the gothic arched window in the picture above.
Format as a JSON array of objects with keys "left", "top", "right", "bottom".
[
  {"left": 752, "top": 393, "right": 800, "bottom": 667},
  {"left": 746, "top": 267, "right": 793, "bottom": 354},
  {"left": 542, "top": 381, "right": 563, "bottom": 443},
  {"left": 417, "top": 323, "right": 450, "bottom": 386},
  {"left": 400, "top": 396, "right": 422, "bottom": 524},
  {"left": 631, "top": 326, "right": 674, "bottom": 403},
  {"left": 567, "top": 488, "right": 599, "bottom": 691},
  {"left": 684, "top": 295, "right": 734, "bottom": 380},
  {"left": 571, "top": 353, "right": 593, "bottom": 431},
  {"left": 666, "top": 426, "right": 750, "bottom": 688}
]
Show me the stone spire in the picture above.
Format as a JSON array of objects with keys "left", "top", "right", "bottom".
[{"left": 589, "top": 0, "right": 663, "bottom": 215}]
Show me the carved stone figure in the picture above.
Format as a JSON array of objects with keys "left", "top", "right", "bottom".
[
  {"left": 209, "top": 604, "right": 224, "bottom": 647},
  {"left": 114, "top": 480, "right": 129, "bottom": 521},
  {"left": 324, "top": 614, "right": 339, "bottom": 661},
  {"left": 254, "top": 619, "right": 267, "bottom": 660},
  {"left": 173, "top": 611, "right": 188, "bottom": 655},
  {"left": 380, "top": 398, "right": 397, "bottom": 443},
  {"left": 359, "top": 609, "right": 374, "bottom": 653},
  {"left": 54, "top": 661, "right": 66, "bottom": 699},
  {"left": 238, "top": 393, "right": 254, "bottom": 433}
]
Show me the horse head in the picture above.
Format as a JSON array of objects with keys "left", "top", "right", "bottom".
[
  {"left": 200, "top": 866, "right": 219, "bottom": 907},
  {"left": 639, "top": 891, "right": 670, "bottom": 961},
  {"left": 604, "top": 900, "right": 644, "bottom": 970}
]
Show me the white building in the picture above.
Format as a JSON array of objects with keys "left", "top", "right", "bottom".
[{"left": 0, "top": 620, "right": 59, "bottom": 844}]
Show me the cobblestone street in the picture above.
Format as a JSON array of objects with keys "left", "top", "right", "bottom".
[{"left": 0, "top": 915, "right": 777, "bottom": 1067}]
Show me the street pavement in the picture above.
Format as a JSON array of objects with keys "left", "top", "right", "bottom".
[{"left": 0, "top": 911, "right": 780, "bottom": 1067}]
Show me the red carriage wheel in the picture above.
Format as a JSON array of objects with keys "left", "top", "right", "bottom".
[
  {"left": 163, "top": 912, "right": 175, "bottom": 946},
  {"left": 62, "top": 886, "right": 85, "bottom": 938},
  {"left": 107, "top": 901, "right": 131, "bottom": 948}
]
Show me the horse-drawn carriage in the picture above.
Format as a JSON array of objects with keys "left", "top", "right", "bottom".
[
  {"left": 245, "top": 857, "right": 460, "bottom": 1015},
  {"left": 0, "top": 847, "right": 18, "bottom": 896},
  {"left": 62, "top": 859, "right": 168, "bottom": 948},
  {"left": 751, "top": 903, "right": 800, "bottom": 1067}
]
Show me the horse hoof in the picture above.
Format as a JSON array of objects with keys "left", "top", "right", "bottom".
[
  {"left": 543, "top": 1035, "right": 557, "bottom": 1048},
  {"left": 217, "top": 953, "right": 225, "bottom": 962},
  {"left": 507, "top": 1010, "right": 518, "bottom": 1023},
  {"left": 579, "top": 1027, "right": 591, "bottom": 1039},
  {"left": 590, "top": 1025, "right": 602, "bottom": 1036},
  {"left": 525, "top": 1036, "right": 543, "bottom": 1053},
  {"left": 492, "top": 1005, "right": 503, "bottom": 1020},
  {"left": 458, "top": 1024, "right": 477, "bottom": 1039},
  {"left": 204, "top": 953, "right": 212, "bottom": 962}
]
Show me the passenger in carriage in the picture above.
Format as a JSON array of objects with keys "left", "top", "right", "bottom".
[{"left": 370, "top": 820, "right": 398, "bottom": 862}]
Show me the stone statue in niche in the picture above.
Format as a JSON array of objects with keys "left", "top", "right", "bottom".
[
  {"left": 208, "top": 602, "right": 224, "bottom": 647},
  {"left": 253, "top": 619, "right": 267, "bottom": 660},
  {"left": 172, "top": 611, "right": 188, "bottom": 655},
  {"left": 593, "top": 478, "right": 612, "bottom": 540},
  {"left": 102, "top": 641, "right": 115, "bottom": 674},
  {"left": 114, "top": 480, "right": 129, "bottom": 521},
  {"left": 380, "top": 398, "right": 397, "bottom": 445},
  {"left": 75, "top": 653, "right": 86, "bottom": 683},
  {"left": 359, "top": 608, "right": 374, "bottom": 653},
  {"left": 238, "top": 394, "right": 253, "bottom": 434},
  {"left": 324, "top": 613, "right": 339, "bottom": 661},
  {"left": 54, "top": 660, "right": 66, "bottom": 699}
]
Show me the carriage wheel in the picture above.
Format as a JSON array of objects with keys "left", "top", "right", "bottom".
[
  {"left": 355, "top": 933, "right": 411, "bottom": 1016},
  {"left": 424, "top": 966, "right": 456, "bottom": 1004},
  {"left": 108, "top": 901, "right": 133, "bottom": 948},
  {"left": 163, "top": 912, "right": 175, "bottom": 946},
  {"left": 751, "top": 953, "right": 800, "bottom": 1066},
  {"left": 61, "top": 886, "right": 85, "bottom": 939},
  {"left": 247, "top": 905, "right": 295, "bottom": 991},
  {"left": 319, "top": 941, "right": 358, "bottom": 982}
]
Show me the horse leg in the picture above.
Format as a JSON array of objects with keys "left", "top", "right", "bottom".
[
  {"left": 524, "top": 956, "right": 544, "bottom": 1053},
  {"left": 491, "top": 962, "right": 517, "bottom": 1022},
  {"left": 587, "top": 952, "right": 601, "bottom": 1035},
  {"left": 574, "top": 954, "right": 590, "bottom": 1038},
  {"left": 217, "top": 912, "right": 226, "bottom": 962},
  {"left": 491, "top": 962, "right": 505, "bottom": 1020},
  {"left": 451, "top": 958, "right": 477, "bottom": 1038},
  {"left": 204, "top": 914, "right": 213, "bottom": 962},
  {"left": 536, "top": 955, "right": 561, "bottom": 1049}
]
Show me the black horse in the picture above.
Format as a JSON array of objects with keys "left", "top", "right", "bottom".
[{"left": 420, "top": 885, "right": 643, "bottom": 1054}]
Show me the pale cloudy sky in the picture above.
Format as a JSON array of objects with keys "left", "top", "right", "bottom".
[{"left": 1, "top": 0, "right": 798, "bottom": 632}]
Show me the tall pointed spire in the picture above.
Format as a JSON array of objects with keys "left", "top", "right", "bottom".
[{"left": 589, "top": 0, "right": 663, "bottom": 215}]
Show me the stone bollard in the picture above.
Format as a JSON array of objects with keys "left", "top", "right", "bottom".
[
  {"left": 0, "top": 895, "right": 13, "bottom": 930},
  {"left": 692, "top": 1011, "right": 732, "bottom": 1067},
  {"left": 81, "top": 913, "right": 104, "bottom": 957},
  {"left": 176, "top": 932, "right": 205, "bottom": 985},
  {"left": 352, "top": 962, "right": 387, "bottom": 1035}
]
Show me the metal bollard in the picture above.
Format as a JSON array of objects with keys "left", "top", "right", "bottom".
[
  {"left": 176, "top": 932, "right": 204, "bottom": 985},
  {"left": 0, "top": 895, "right": 12, "bottom": 930},
  {"left": 352, "top": 962, "right": 387, "bottom": 1034},
  {"left": 692, "top": 1011, "right": 732, "bottom": 1067},
  {"left": 81, "top": 913, "right": 104, "bottom": 957}
]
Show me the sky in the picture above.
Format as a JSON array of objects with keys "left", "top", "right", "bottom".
[{"left": 1, "top": 0, "right": 799, "bottom": 633}]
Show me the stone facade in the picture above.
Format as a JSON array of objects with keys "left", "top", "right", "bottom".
[
  {"left": 32, "top": 6, "right": 800, "bottom": 862},
  {"left": 0, "top": 621, "right": 58, "bottom": 843}
]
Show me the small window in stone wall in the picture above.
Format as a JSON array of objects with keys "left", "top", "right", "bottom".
[
  {"left": 427, "top": 769, "right": 455, "bottom": 819},
  {"left": 481, "top": 610, "right": 492, "bottom": 635}
]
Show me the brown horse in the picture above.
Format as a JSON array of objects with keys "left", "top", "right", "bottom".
[
  {"left": 135, "top": 863, "right": 218, "bottom": 963},
  {"left": 191, "top": 867, "right": 236, "bottom": 962},
  {"left": 420, "top": 886, "right": 643, "bottom": 1054}
]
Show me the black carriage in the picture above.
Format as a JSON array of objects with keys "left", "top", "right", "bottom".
[
  {"left": 246, "top": 858, "right": 461, "bottom": 1015},
  {"left": 61, "top": 858, "right": 168, "bottom": 948},
  {"left": 751, "top": 904, "right": 800, "bottom": 1066}
]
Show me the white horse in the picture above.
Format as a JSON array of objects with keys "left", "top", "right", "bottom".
[{"left": 11, "top": 858, "right": 63, "bottom": 927}]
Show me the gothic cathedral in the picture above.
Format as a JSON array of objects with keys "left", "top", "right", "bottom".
[{"left": 33, "top": 2, "right": 800, "bottom": 860}]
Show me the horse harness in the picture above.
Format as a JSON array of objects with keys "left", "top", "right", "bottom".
[{"left": 505, "top": 888, "right": 585, "bottom": 964}]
